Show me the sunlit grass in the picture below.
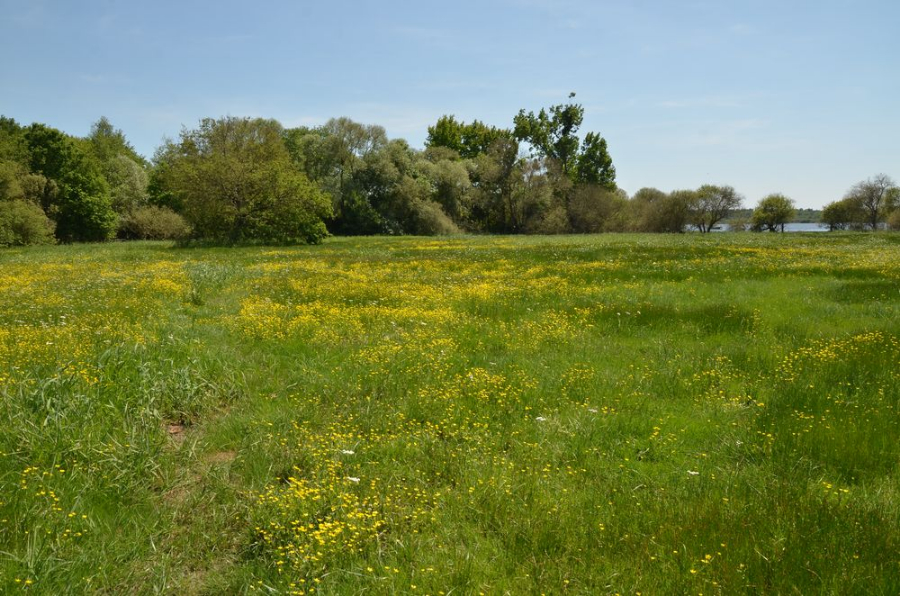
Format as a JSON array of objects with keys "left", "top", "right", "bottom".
[{"left": 1, "top": 233, "right": 898, "bottom": 594}]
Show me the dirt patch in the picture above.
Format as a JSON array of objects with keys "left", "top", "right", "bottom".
[
  {"left": 165, "top": 422, "right": 189, "bottom": 446},
  {"left": 205, "top": 450, "right": 237, "bottom": 464},
  {"left": 162, "top": 482, "right": 194, "bottom": 506}
]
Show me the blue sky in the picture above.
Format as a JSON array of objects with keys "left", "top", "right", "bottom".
[{"left": 2, "top": 0, "right": 898, "bottom": 208}]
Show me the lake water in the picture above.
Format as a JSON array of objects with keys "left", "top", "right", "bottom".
[{"left": 711, "top": 222, "right": 828, "bottom": 233}]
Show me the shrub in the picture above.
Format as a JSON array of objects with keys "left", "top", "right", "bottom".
[
  {"left": 410, "top": 200, "right": 460, "bottom": 235},
  {"left": 0, "top": 200, "right": 56, "bottom": 246},
  {"left": 527, "top": 204, "right": 569, "bottom": 234},
  {"left": 567, "top": 185, "right": 627, "bottom": 233},
  {"left": 729, "top": 216, "right": 751, "bottom": 232},
  {"left": 888, "top": 209, "right": 900, "bottom": 231},
  {"left": 118, "top": 205, "right": 191, "bottom": 240},
  {"left": 821, "top": 198, "right": 864, "bottom": 231}
]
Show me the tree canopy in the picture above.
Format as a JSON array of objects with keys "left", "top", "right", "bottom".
[
  {"left": 752, "top": 194, "right": 796, "bottom": 232},
  {"left": 425, "top": 116, "right": 510, "bottom": 160},
  {"left": 691, "top": 185, "right": 743, "bottom": 233},
  {"left": 24, "top": 123, "right": 117, "bottom": 242},
  {"left": 157, "top": 117, "right": 332, "bottom": 244},
  {"left": 845, "top": 174, "right": 897, "bottom": 230},
  {"left": 513, "top": 94, "right": 616, "bottom": 190},
  {"left": 821, "top": 174, "right": 899, "bottom": 231}
]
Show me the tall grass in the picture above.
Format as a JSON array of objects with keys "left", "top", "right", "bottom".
[{"left": 0, "top": 233, "right": 898, "bottom": 594}]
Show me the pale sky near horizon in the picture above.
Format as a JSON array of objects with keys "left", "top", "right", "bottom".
[{"left": 2, "top": 0, "right": 898, "bottom": 209}]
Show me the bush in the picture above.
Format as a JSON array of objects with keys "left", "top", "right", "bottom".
[
  {"left": 0, "top": 200, "right": 56, "bottom": 246},
  {"left": 118, "top": 206, "right": 191, "bottom": 240},
  {"left": 244, "top": 175, "right": 331, "bottom": 244},
  {"left": 888, "top": 209, "right": 900, "bottom": 231},
  {"left": 567, "top": 185, "right": 627, "bottom": 233},
  {"left": 821, "top": 198, "right": 864, "bottom": 231},
  {"left": 729, "top": 216, "right": 751, "bottom": 232},
  {"left": 410, "top": 200, "right": 460, "bottom": 235},
  {"left": 527, "top": 205, "right": 569, "bottom": 234}
]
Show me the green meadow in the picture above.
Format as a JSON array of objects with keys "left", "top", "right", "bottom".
[{"left": 1, "top": 233, "right": 898, "bottom": 595}]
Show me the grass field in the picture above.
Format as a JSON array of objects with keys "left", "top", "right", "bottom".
[{"left": 1, "top": 233, "right": 899, "bottom": 595}]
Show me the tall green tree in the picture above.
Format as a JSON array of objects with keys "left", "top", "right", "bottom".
[
  {"left": 53, "top": 157, "right": 116, "bottom": 242},
  {"left": 87, "top": 117, "right": 146, "bottom": 166},
  {"left": 425, "top": 116, "right": 465, "bottom": 156},
  {"left": 322, "top": 118, "right": 386, "bottom": 193},
  {"left": 24, "top": 123, "right": 116, "bottom": 242},
  {"left": 106, "top": 154, "right": 149, "bottom": 214},
  {"left": 147, "top": 143, "right": 183, "bottom": 212},
  {"left": 417, "top": 156, "right": 472, "bottom": 224},
  {"left": 0, "top": 118, "right": 57, "bottom": 247},
  {"left": 283, "top": 118, "right": 387, "bottom": 224},
  {"left": 575, "top": 132, "right": 616, "bottom": 190},
  {"left": 86, "top": 118, "right": 149, "bottom": 216},
  {"left": 513, "top": 94, "right": 616, "bottom": 189},
  {"left": 339, "top": 139, "right": 457, "bottom": 235},
  {"left": 282, "top": 126, "right": 332, "bottom": 182},
  {"left": 426, "top": 116, "right": 510, "bottom": 159},
  {"left": 160, "top": 117, "right": 332, "bottom": 244},
  {"left": 469, "top": 137, "right": 522, "bottom": 233},
  {"left": 0, "top": 116, "right": 29, "bottom": 166}
]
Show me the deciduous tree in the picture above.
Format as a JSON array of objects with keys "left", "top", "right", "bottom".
[
  {"left": 24, "top": 123, "right": 116, "bottom": 242},
  {"left": 513, "top": 94, "right": 615, "bottom": 189},
  {"left": 426, "top": 116, "right": 509, "bottom": 160},
  {"left": 844, "top": 174, "right": 897, "bottom": 230},
  {"left": 821, "top": 198, "right": 864, "bottom": 231},
  {"left": 161, "top": 117, "right": 331, "bottom": 244},
  {"left": 752, "top": 193, "right": 796, "bottom": 232},
  {"left": 690, "top": 184, "right": 742, "bottom": 233}
]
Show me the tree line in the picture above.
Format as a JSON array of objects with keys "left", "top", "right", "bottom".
[
  {"left": 820, "top": 174, "right": 900, "bottom": 231},
  {"left": 2, "top": 99, "right": 898, "bottom": 246}
]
